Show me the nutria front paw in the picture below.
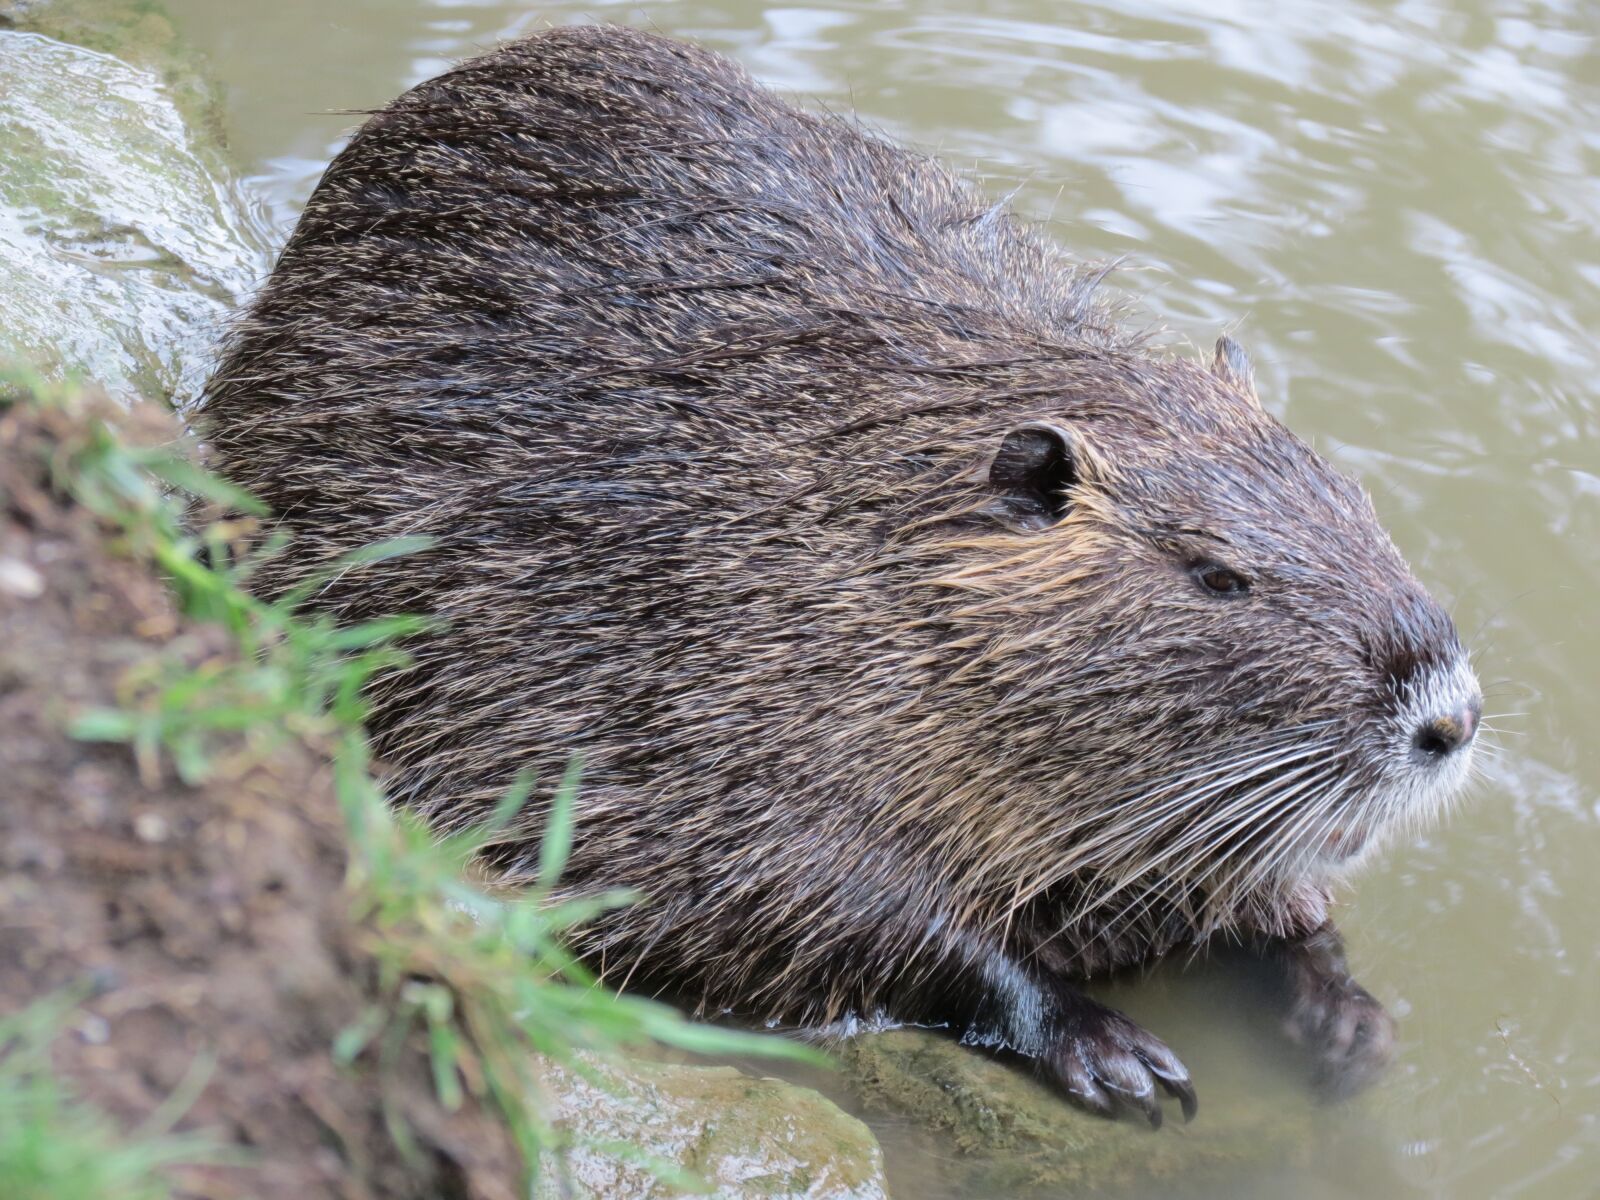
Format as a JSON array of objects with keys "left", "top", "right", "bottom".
[
  {"left": 1284, "top": 973, "right": 1396, "bottom": 1101},
  {"left": 1042, "top": 1003, "right": 1197, "bottom": 1129}
]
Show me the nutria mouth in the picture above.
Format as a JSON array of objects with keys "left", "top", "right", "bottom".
[
  {"left": 1322, "top": 824, "right": 1371, "bottom": 861},
  {"left": 200, "top": 24, "right": 1481, "bottom": 1126}
]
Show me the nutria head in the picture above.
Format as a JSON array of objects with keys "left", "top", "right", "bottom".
[
  {"left": 202, "top": 25, "right": 1481, "bottom": 1016},
  {"left": 884, "top": 338, "right": 1480, "bottom": 954}
]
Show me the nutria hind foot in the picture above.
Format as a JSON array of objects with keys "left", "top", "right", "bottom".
[
  {"left": 1034, "top": 990, "right": 1198, "bottom": 1129},
  {"left": 1270, "top": 926, "right": 1398, "bottom": 1102}
]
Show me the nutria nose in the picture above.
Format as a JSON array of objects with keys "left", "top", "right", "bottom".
[{"left": 1411, "top": 697, "right": 1481, "bottom": 760}]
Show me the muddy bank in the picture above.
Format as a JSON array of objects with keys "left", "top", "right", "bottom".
[{"left": 0, "top": 396, "right": 522, "bottom": 1199}]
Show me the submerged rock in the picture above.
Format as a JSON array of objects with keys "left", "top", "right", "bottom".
[
  {"left": 837, "top": 1028, "right": 1315, "bottom": 1197},
  {"left": 0, "top": 0, "right": 226, "bottom": 137},
  {"left": 0, "top": 21, "right": 267, "bottom": 406},
  {"left": 537, "top": 1056, "right": 890, "bottom": 1200}
]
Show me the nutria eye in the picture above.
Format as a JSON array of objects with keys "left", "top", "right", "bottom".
[{"left": 1192, "top": 562, "right": 1250, "bottom": 597}]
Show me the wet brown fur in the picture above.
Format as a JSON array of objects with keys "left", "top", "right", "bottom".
[{"left": 203, "top": 27, "right": 1470, "bottom": 1097}]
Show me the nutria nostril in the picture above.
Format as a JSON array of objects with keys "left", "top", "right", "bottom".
[{"left": 1412, "top": 702, "right": 1479, "bottom": 759}]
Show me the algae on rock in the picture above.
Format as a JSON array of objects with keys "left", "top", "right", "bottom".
[
  {"left": 837, "top": 1028, "right": 1316, "bottom": 1197},
  {"left": 0, "top": 0, "right": 227, "bottom": 137},
  {"left": 0, "top": 23, "right": 268, "bottom": 406}
]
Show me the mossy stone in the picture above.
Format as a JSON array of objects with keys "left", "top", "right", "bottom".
[
  {"left": 0, "top": 26, "right": 268, "bottom": 405},
  {"left": 536, "top": 1055, "right": 891, "bottom": 1200},
  {"left": 836, "top": 1029, "right": 1316, "bottom": 1197}
]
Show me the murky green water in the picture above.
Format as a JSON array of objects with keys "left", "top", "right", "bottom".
[{"left": 155, "top": 1, "right": 1600, "bottom": 1195}]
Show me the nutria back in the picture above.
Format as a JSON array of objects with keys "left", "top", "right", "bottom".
[{"left": 204, "top": 26, "right": 1481, "bottom": 1122}]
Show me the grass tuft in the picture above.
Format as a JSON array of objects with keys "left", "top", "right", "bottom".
[{"left": 0, "top": 993, "right": 236, "bottom": 1200}]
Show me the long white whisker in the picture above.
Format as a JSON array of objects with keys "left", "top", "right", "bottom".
[
  {"left": 1102, "top": 762, "right": 1343, "bottom": 933},
  {"left": 1235, "top": 775, "right": 1356, "bottom": 904},
  {"left": 1055, "top": 735, "right": 1337, "bottom": 866},
  {"left": 1195, "top": 793, "right": 1335, "bottom": 929},
  {"left": 992, "top": 730, "right": 1339, "bottom": 918}
]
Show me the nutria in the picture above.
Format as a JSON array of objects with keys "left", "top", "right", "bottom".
[{"left": 202, "top": 26, "right": 1482, "bottom": 1126}]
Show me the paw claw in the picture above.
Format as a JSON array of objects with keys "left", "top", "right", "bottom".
[
  {"left": 1171, "top": 1077, "right": 1199, "bottom": 1123},
  {"left": 1063, "top": 1078, "right": 1116, "bottom": 1118},
  {"left": 1143, "top": 1098, "right": 1164, "bottom": 1130},
  {"left": 1042, "top": 1003, "right": 1195, "bottom": 1130}
]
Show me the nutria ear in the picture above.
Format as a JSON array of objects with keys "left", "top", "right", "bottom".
[
  {"left": 987, "top": 422, "right": 1080, "bottom": 530},
  {"left": 1212, "top": 335, "right": 1260, "bottom": 407}
]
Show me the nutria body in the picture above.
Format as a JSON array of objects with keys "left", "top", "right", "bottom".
[{"left": 204, "top": 26, "right": 1481, "bottom": 1124}]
